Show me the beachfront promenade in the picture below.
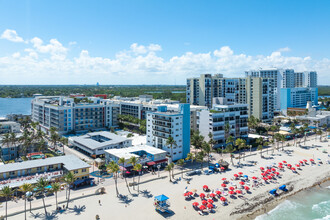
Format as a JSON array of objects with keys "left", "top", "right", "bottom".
[{"left": 1, "top": 135, "right": 330, "bottom": 220}]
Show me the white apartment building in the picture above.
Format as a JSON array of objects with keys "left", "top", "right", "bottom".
[
  {"left": 295, "top": 71, "right": 317, "bottom": 88},
  {"left": 146, "top": 104, "right": 190, "bottom": 161},
  {"left": 198, "top": 98, "right": 248, "bottom": 148}
]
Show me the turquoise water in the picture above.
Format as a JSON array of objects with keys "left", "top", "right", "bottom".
[
  {"left": 256, "top": 185, "right": 330, "bottom": 220},
  {"left": 0, "top": 98, "right": 33, "bottom": 117}
]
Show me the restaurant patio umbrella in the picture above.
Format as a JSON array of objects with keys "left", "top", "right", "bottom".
[
  {"left": 207, "top": 203, "right": 214, "bottom": 209},
  {"left": 244, "top": 186, "right": 250, "bottom": 191},
  {"left": 192, "top": 202, "right": 199, "bottom": 206},
  {"left": 215, "top": 190, "right": 221, "bottom": 195},
  {"left": 207, "top": 199, "right": 214, "bottom": 204},
  {"left": 220, "top": 197, "right": 226, "bottom": 201},
  {"left": 210, "top": 193, "right": 216, "bottom": 198},
  {"left": 229, "top": 186, "right": 235, "bottom": 191},
  {"left": 239, "top": 181, "right": 245, "bottom": 185},
  {"left": 236, "top": 190, "right": 242, "bottom": 194},
  {"left": 221, "top": 183, "right": 227, "bottom": 187},
  {"left": 199, "top": 205, "right": 206, "bottom": 211},
  {"left": 238, "top": 172, "right": 243, "bottom": 175},
  {"left": 202, "top": 200, "right": 208, "bottom": 205},
  {"left": 203, "top": 185, "right": 209, "bottom": 189},
  {"left": 228, "top": 191, "right": 235, "bottom": 195},
  {"left": 199, "top": 193, "right": 205, "bottom": 198}
]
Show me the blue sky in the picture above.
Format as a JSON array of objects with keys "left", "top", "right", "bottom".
[{"left": 0, "top": 0, "right": 329, "bottom": 85}]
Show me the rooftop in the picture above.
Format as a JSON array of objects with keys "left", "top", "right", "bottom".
[
  {"left": 69, "top": 131, "right": 129, "bottom": 149},
  {"left": 0, "top": 155, "right": 90, "bottom": 173},
  {"left": 105, "top": 145, "right": 167, "bottom": 160}
]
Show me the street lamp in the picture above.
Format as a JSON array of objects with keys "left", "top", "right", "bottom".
[
  {"left": 250, "top": 145, "right": 252, "bottom": 155},
  {"left": 157, "top": 165, "right": 161, "bottom": 177}
]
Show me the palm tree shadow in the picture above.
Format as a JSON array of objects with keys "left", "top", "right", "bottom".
[
  {"left": 118, "top": 194, "right": 134, "bottom": 205},
  {"left": 30, "top": 212, "right": 42, "bottom": 219},
  {"left": 29, "top": 211, "right": 59, "bottom": 220},
  {"left": 68, "top": 205, "right": 86, "bottom": 215},
  {"left": 140, "top": 189, "right": 153, "bottom": 198}
]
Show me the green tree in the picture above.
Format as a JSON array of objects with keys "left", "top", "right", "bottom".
[
  {"left": 133, "top": 163, "right": 142, "bottom": 193},
  {"left": 257, "top": 145, "right": 263, "bottom": 157},
  {"left": 51, "top": 182, "right": 61, "bottom": 211},
  {"left": 0, "top": 186, "right": 13, "bottom": 220},
  {"left": 185, "top": 152, "right": 195, "bottom": 164},
  {"left": 196, "top": 150, "right": 206, "bottom": 170},
  {"left": 36, "top": 177, "right": 49, "bottom": 215},
  {"left": 128, "top": 156, "right": 138, "bottom": 190},
  {"left": 235, "top": 138, "right": 246, "bottom": 164},
  {"left": 202, "top": 141, "right": 212, "bottom": 167},
  {"left": 64, "top": 172, "right": 75, "bottom": 208},
  {"left": 107, "top": 161, "right": 120, "bottom": 197},
  {"left": 165, "top": 164, "right": 172, "bottom": 182},
  {"left": 225, "top": 144, "right": 235, "bottom": 165},
  {"left": 166, "top": 136, "right": 176, "bottom": 162},
  {"left": 19, "top": 183, "right": 33, "bottom": 220},
  {"left": 176, "top": 159, "right": 185, "bottom": 178},
  {"left": 118, "top": 157, "right": 132, "bottom": 195}
]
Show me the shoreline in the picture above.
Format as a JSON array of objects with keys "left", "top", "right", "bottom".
[{"left": 237, "top": 174, "right": 330, "bottom": 220}]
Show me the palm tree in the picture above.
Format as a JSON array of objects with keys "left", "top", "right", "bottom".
[
  {"left": 235, "top": 138, "right": 246, "bottom": 164},
  {"left": 133, "top": 163, "right": 142, "bottom": 193},
  {"left": 225, "top": 135, "right": 235, "bottom": 157},
  {"left": 166, "top": 136, "right": 176, "bottom": 163},
  {"left": 36, "top": 177, "right": 49, "bottom": 215},
  {"left": 257, "top": 145, "right": 263, "bottom": 157},
  {"left": 202, "top": 141, "right": 212, "bottom": 167},
  {"left": 165, "top": 164, "right": 172, "bottom": 182},
  {"left": 191, "top": 131, "right": 204, "bottom": 155},
  {"left": 51, "top": 182, "right": 61, "bottom": 211},
  {"left": 225, "top": 144, "right": 235, "bottom": 165},
  {"left": 274, "top": 133, "right": 281, "bottom": 151},
  {"left": 107, "top": 161, "right": 120, "bottom": 197},
  {"left": 20, "top": 183, "right": 33, "bottom": 220},
  {"left": 118, "top": 157, "right": 131, "bottom": 195},
  {"left": 1, "top": 133, "right": 11, "bottom": 162},
  {"left": 50, "top": 132, "right": 60, "bottom": 151},
  {"left": 185, "top": 152, "right": 195, "bottom": 165},
  {"left": 170, "top": 162, "right": 175, "bottom": 179},
  {"left": 37, "top": 139, "right": 46, "bottom": 153},
  {"left": 63, "top": 172, "right": 75, "bottom": 208},
  {"left": 60, "top": 137, "right": 68, "bottom": 154},
  {"left": 0, "top": 186, "right": 13, "bottom": 220},
  {"left": 176, "top": 159, "right": 185, "bottom": 178},
  {"left": 303, "top": 123, "right": 309, "bottom": 145},
  {"left": 128, "top": 156, "right": 138, "bottom": 190},
  {"left": 317, "top": 129, "right": 323, "bottom": 141},
  {"left": 9, "top": 132, "right": 17, "bottom": 150},
  {"left": 280, "top": 134, "right": 286, "bottom": 151},
  {"left": 224, "top": 122, "right": 231, "bottom": 139},
  {"left": 196, "top": 150, "right": 206, "bottom": 170}
]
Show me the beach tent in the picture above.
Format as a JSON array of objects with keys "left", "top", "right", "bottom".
[
  {"left": 279, "top": 185, "right": 288, "bottom": 192},
  {"left": 269, "top": 189, "right": 277, "bottom": 195}
]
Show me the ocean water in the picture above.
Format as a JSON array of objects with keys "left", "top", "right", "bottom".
[
  {"left": 0, "top": 98, "right": 33, "bottom": 117},
  {"left": 256, "top": 186, "right": 330, "bottom": 220}
]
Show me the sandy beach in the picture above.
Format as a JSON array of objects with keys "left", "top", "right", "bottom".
[{"left": 2, "top": 136, "right": 330, "bottom": 220}]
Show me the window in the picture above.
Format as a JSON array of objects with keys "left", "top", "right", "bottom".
[
  {"left": 82, "top": 169, "right": 87, "bottom": 172},
  {"left": 74, "top": 170, "right": 79, "bottom": 174}
]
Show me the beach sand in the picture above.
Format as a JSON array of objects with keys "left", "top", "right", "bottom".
[{"left": 4, "top": 137, "right": 330, "bottom": 220}]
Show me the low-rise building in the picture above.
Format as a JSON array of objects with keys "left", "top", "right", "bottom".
[
  {"left": 69, "top": 131, "right": 132, "bottom": 157},
  {"left": 198, "top": 98, "right": 248, "bottom": 148},
  {"left": 105, "top": 145, "right": 167, "bottom": 168},
  {"left": 0, "top": 155, "right": 90, "bottom": 189},
  {"left": 0, "top": 121, "right": 21, "bottom": 134}
]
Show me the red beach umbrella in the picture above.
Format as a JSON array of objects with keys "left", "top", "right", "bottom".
[
  {"left": 199, "top": 205, "right": 206, "bottom": 210},
  {"left": 210, "top": 193, "right": 216, "bottom": 198},
  {"left": 287, "top": 164, "right": 292, "bottom": 167},
  {"left": 270, "top": 173, "right": 275, "bottom": 177},
  {"left": 278, "top": 165, "right": 283, "bottom": 169},
  {"left": 238, "top": 172, "right": 243, "bottom": 175},
  {"left": 192, "top": 202, "right": 199, "bottom": 206},
  {"left": 271, "top": 168, "right": 276, "bottom": 172},
  {"left": 303, "top": 159, "right": 307, "bottom": 162},
  {"left": 244, "top": 186, "right": 250, "bottom": 190},
  {"left": 222, "top": 178, "right": 227, "bottom": 181},
  {"left": 207, "top": 199, "right": 214, "bottom": 204},
  {"left": 203, "top": 185, "right": 208, "bottom": 189},
  {"left": 283, "top": 160, "right": 287, "bottom": 163},
  {"left": 199, "top": 193, "right": 205, "bottom": 198},
  {"left": 220, "top": 197, "right": 226, "bottom": 201},
  {"left": 278, "top": 162, "right": 283, "bottom": 166},
  {"left": 263, "top": 177, "right": 268, "bottom": 181},
  {"left": 221, "top": 183, "right": 227, "bottom": 187},
  {"left": 261, "top": 173, "right": 266, "bottom": 176},
  {"left": 239, "top": 181, "right": 245, "bottom": 185},
  {"left": 252, "top": 176, "right": 258, "bottom": 180},
  {"left": 236, "top": 190, "right": 242, "bottom": 194},
  {"left": 299, "top": 161, "right": 303, "bottom": 164},
  {"left": 221, "top": 167, "right": 225, "bottom": 170},
  {"left": 310, "top": 159, "right": 314, "bottom": 162},
  {"left": 202, "top": 200, "right": 208, "bottom": 205},
  {"left": 229, "top": 186, "right": 235, "bottom": 191},
  {"left": 207, "top": 203, "right": 214, "bottom": 209},
  {"left": 234, "top": 174, "right": 238, "bottom": 177},
  {"left": 267, "top": 176, "right": 272, "bottom": 180},
  {"left": 188, "top": 191, "right": 193, "bottom": 196},
  {"left": 260, "top": 167, "right": 265, "bottom": 170},
  {"left": 291, "top": 167, "right": 296, "bottom": 171},
  {"left": 229, "top": 191, "right": 235, "bottom": 195},
  {"left": 296, "top": 164, "right": 300, "bottom": 167},
  {"left": 275, "top": 172, "right": 280, "bottom": 175},
  {"left": 183, "top": 193, "right": 188, "bottom": 197},
  {"left": 216, "top": 190, "right": 221, "bottom": 195}
]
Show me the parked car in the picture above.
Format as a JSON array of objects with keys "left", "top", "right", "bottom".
[
  {"left": 185, "top": 170, "right": 202, "bottom": 176},
  {"left": 204, "top": 169, "right": 213, "bottom": 175}
]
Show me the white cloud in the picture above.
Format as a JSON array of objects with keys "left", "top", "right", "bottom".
[
  {"left": 277, "top": 47, "right": 291, "bottom": 53},
  {"left": 0, "top": 33, "right": 329, "bottom": 85},
  {"left": 1, "top": 29, "right": 25, "bottom": 43}
]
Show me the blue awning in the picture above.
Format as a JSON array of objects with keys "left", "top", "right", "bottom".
[
  {"left": 269, "top": 189, "right": 277, "bottom": 195},
  {"left": 74, "top": 179, "right": 85, "bottom": 185},
  {"left": 279, "top": 185, "right": 287, "bottom": 191},
  {"left": 154, "top": 194, "right": 169, "bottom": 202}
]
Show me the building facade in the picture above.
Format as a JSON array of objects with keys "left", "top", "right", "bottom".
[
  {"left": 146, "top": 104, "right": 190, "bottom": 161},
  {"left": 198, "top": 98, "right": 248, "bottom": 148},
  {"left": 280, "top": 87, "right": 318, "bottom": 113}
]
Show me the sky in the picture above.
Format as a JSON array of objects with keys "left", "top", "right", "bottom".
[{"left": 0, "top": 0, "right": 330, "bottom": 85}]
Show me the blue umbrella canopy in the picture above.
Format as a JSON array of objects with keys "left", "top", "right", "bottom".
[
  {"left": 269, "top": 189, "right": 277, "bottom": 195},
  {"left": 155, "top": 194, "right": 169, "bottom": 202}
]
